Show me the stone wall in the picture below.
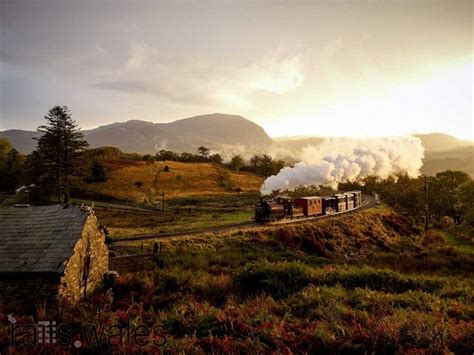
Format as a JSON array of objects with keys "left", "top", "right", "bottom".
[
  {"left": 0, "top": 274, "right": 60, "bottom": 309},
  {"left": 0, "top": 210, "right": 109, "bottom": 307},
  {"left": 59, "top": 211, "right": 109, "bottom": 302}
]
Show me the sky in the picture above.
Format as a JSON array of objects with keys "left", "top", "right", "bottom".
[{"left": 0, "top": 0, "right": 472, "bottom": 140}]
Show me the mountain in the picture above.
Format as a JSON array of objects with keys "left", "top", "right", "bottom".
[
  {"left": 82, "top": 120, "right": 175, "bottom": 154},
  {"left": 0, "top": 129, "right": 42, "bottom": 154},
  {"left": 421, "top": 146, "right": 474, "bottom": 176},
  {"left": 414, "top": 133, "right": 472, "bottom": 152},
  {"left": 0, "top": 114, "right": 273, "bottom": 155}
]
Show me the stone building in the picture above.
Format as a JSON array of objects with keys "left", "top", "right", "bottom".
[{"left": 0, "top": 204, "right": 109, "bottom": 306}]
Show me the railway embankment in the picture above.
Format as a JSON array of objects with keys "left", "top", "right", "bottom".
[{"left": 110, "top": 206, "right": 422, "bottom": 268}]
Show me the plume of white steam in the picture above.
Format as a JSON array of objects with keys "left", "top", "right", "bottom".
[{"left": 260, "top": 136, "right": 424, "bottom": 195}]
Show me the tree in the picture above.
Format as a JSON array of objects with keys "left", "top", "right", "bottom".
[
  {"left": 26, "top": 150, "right": 54, "bottom": 204},
  {"left": 0, "top": 148, "right": 25, "bottom": 192},
  {"left": 88, "top": 160, "right": 107, "bottom": 182},
  {"left": 0, "top": 138, "right": 12, "bottom": 161},
  {"left": 249, "top": 154, "right": 285, "bottom": 177},
  {"left": 229, "top": 155, "right": 245, "bottom": 171},
  {"left": 456, "top": 180, "right": 474, "bottom": 226},
  {"left": 143, "top": 154, "right": 155, "bottom": 164},
  {"left": 156, "top": 150, "right": 178, "bottom": 162},
  {"left": 210, "top": 153, "right": 223, "bottom": 164},
  {"left": 36, "top": 106, "right": 89, "bottom": 203},
  {"left": 179, "top": 152, "right": 194, "bottom": 162},
  {"left": 429, "top": 170, "right": 470, "bottom": 222},
  {"left": 197, "top": 146, "right": 210, "bottom": 159}
]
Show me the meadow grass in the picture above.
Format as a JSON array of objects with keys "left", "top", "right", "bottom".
[{"left": 73, "top": 160, "right": 263, "bottom": 204}]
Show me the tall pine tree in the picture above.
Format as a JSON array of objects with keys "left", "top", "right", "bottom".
[{"left": 36, "top": 106, "right": 89, "bottom": 203}]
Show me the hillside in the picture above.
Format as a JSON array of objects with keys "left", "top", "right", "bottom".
[
  {"left": 38, "top": 207, "right": 473, "bottom": 353},
  {"left": 0, "top": 113, "right": 273, "bottom": 154},
  {"left": 421, "top": 146, "right": 474, "bottom": 176},
  {"left": 0, "top": 129, "right": 41, "bottom": 154},
  {"left": 415, "top": 132, "right": 473, "bottom": 152},
  {"left": 74, "top": 160, "right": 263, "bottom": 203}
]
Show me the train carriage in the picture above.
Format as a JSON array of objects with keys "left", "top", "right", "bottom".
[
  {"left": 333, "top": 193, "right": 348, "bottom": 212},
  {"left": 350, "top": 191, "right": 362, "bottom": 208},
  {"left": 293, "top": 197, "right": 323, "bottom": 217},
  {"left": 345, "top": 193, "right": 355, "bottom": 210},
  {"left": 322, "top": 196, "right": 337, "bottom": 214}
]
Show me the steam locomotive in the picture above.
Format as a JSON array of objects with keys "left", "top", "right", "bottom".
[{"left": 255, "top": 191, "right": 362, "bottom": 223}]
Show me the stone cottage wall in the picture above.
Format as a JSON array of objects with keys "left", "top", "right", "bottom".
[
  {"left": 59, "top": 211, "right": 109, "bottom": 302},
  {"left": 0, "top": 274, "right": 60, "bottom": 308}
]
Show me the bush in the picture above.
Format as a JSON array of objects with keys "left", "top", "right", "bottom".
[
  {"left": 86, "top": 160, "right": 107, "bottom": 182},
  {"left": 236, "top": 261, "right": 314, "bottom": 298}
]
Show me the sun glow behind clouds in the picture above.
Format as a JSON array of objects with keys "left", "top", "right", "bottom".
[{"left": 265, "top": 60, "right": 473, "bottom": 140}]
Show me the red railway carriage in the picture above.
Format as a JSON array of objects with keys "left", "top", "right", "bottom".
[{"left": 293, "top": 197, "right": 323, "bottom": 217}]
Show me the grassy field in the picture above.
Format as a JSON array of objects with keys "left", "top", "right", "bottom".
[
  {"left": 73, "top": 160, "right": 263, "bottom": 205},
  {"left": 96, "top": 209, "right": 254, "bottom": 237},
  {"left": 2, "top": 208, "right": 473, "bottom": 353},
  {"left": 93, "top": 192, "right": 260, "bottom": 237}
]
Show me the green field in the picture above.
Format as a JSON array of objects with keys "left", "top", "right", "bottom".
[{"left": 97, "top": 209, "right": 254, "bottom": 238}]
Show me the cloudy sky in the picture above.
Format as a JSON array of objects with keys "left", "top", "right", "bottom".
[{"left": 0, "top": 0, "right": 472, "bottom": 139}]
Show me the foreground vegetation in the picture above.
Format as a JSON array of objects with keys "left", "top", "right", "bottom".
[{"left": 1, "top": 208, "right": 472, "bottom": 353}]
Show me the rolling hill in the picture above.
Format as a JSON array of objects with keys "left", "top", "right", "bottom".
[
  {"left": 0, "top": 113, "right": 273, "bottom": 155},
  {"left": 73, "top": 159, "right": 263, "bottom": 203},
  {"left": 414, "top": 133, "right": 473, "bottom": 152},
  {"left": 421, "top": 146, "right": 474, "bottom": 176}
]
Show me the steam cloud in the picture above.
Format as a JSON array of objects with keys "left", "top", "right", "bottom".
[{"left": 261, "top": 136, "right": 424, "bottom": 195}]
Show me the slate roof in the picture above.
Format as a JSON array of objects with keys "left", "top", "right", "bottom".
[{"left": 0, "top": 205, "right": 90, "bottom": 274}]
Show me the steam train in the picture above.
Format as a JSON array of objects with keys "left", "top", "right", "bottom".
[{"left": 255, "top": 191, "right": 362, "bottom": 223}]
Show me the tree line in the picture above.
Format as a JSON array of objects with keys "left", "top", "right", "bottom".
[
  {"left": 1, "top": 106, "right": 89, "bottom": 204},
  {"left": 339, "top": 171, "right": 474, "bottom": 228}
]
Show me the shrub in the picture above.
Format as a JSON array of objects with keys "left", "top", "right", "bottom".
[
  {"left": 86, "top": 160, "right": 107, "bottom": 182},
  {"left": 320, "top": 268, "right": 444, "bottom": 294},
  {"left": 235, "top": 261, "right": 314, "bottom": 298}
]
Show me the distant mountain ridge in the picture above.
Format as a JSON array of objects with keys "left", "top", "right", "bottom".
[
  {"left": 414, "top": 133, "right": 473, "bottom": 152},
  {"left": 0, "top": 113, "right": 273, "bottom": 155},
  {"left": 1, "top": 116, "right": 472, "bottom": 176}
]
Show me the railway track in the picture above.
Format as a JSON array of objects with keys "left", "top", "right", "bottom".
[{"left": 109, "top": 196, "right": 375, "bottom": 245}]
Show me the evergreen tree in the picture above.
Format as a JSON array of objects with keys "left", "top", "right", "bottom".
[
  {"left": 0, "top": 148, "right": 25, "bottom": 192},
  {"left": 26, "top": 150, "right": 54, "bottom": 204},
  {"left": 88, "top": 160, "right": 107, "bottom": 182},
  {"left": 36, "top": 106, "right": 89, "bottom": 203}
]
